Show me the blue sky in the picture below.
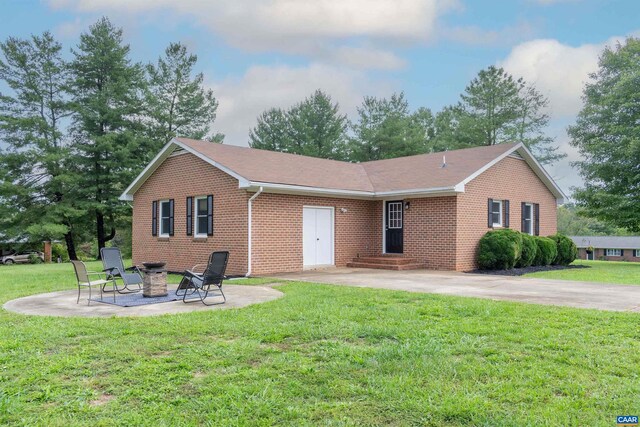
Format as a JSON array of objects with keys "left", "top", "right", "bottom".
[{"left": 1, "top": 0, "right": 639, "bottom": 194}]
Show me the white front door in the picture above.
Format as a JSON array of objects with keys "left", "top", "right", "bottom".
[{"left": 303, "top": 207, "right": 334, "bottom": 267}]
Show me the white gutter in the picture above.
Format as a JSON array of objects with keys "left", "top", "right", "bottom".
[{"left": 245, "top": 186, "right": 263, "bottom": 277}]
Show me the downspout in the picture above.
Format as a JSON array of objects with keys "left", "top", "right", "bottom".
[{"left": 245, "top": 186, "right": 263, "bottom": 277}]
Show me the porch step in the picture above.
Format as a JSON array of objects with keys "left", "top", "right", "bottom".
[
  {"left": 354, "top": 256, "right": 416, "bottom": 265},
  {"left": 346, "top": 256, "right": 426, "bottom": 270}
]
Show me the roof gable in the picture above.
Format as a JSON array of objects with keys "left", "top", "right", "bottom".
[{"left": 120, "top": 138, "right": 565, "bottom": 202}]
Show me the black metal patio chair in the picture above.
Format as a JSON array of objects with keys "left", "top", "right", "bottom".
[
  {"left": 178, "top": 251, "right": 229, "bottom": 305},
  {"left": 100, "top": 247, "right": 143, "bottom": 294}
]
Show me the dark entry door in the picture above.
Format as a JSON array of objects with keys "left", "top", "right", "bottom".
[{"left": 385, "top": 200, "right": 403, "bottom": 253}]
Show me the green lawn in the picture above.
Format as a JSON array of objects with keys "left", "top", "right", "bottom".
[
  {"left": 1, "top": 262, "right": 639, "bottom": 426},
  {"left": 525, "top": 260, "right": 640, "bottom": 285}
]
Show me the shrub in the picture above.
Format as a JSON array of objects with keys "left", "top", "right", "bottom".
[
  {"left": 477, "top": 229, "right": 523, "bottom": 270},
  {"left": 51, "top": 243, "right": 69, "bottom": 262},
  {"left": 533, "top": 236, "right": 557, "bottom": 266},
  {"left": 549, "top": 233, "right": 578, "bottom": 266},
  {"left": 516, "top": 233, "right": 537, "bottom": 268},
  {"left": 28, "top": 253, "right": 43, "bottom": 264}
]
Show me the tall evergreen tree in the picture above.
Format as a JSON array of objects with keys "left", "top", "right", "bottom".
[
  {"left": 349, "top": 92, "right": 434, "bottom": 161},
  {"left": 0, "top": 31, "right": 81, "bottom": 259},
  {"left": 146, "top": 42, "right": 221, "bottom": 148},
  {"left": 69, "top": 17, "right": 145, "bottom": 256},
  {"left": 249, "top": 90, "right": 348, "bottom": 160},
  {"left": 443, "top": 66, "right": 564, "bottom": 164},
  {"left": 568, "top": 38, "right": 640, "bottom": 232}
]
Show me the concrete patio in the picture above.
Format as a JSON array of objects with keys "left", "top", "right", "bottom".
[
  {"left": 3, "top": 284, "right": 283, "bottom": 317},
  {"left": 273, "top": 268, "right": 640, "bottom": 312}
]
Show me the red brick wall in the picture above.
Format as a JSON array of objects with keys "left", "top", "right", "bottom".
[
  {"left": 132, "top": 152, "right": 249, "bottom": 275},
  {"left": 578, "top": 248, "right": 640, "bottom": 262},
  {"left": 455, "top": 156, "right": 558, "bottom": 271},
  {"left": 250, "top": 193, "right": 378, "bottom": 274}
]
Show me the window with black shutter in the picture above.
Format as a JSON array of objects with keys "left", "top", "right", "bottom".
[
  {"left": 186, "top": 196, "right": 193, "bottom": 236},
  {"left": 159, "top": 199, "right": 174, "bottom": 237},
  {"left": 522, "top": 202, "right": 533, "bottom": 235},
  {"left": 152, "top": 200, "right": 158, "bottom": 236},
  {"left": 488, "top": 198, "right": 503, "bottom": 228},
  {"left": 207, "top": 195, "right": 213, "bottom": 236}
]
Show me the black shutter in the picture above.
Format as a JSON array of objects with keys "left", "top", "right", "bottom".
[
  {"left": 534, "top": 203, "right": 540, "bottom": 236},
  {"left": 169, "top": 199, "right": 175, "bottom": 236},
  {"left": 504, "top": 200, "right": 510, "bottom": 228},
  {"left": 488, "top": 198, "right": 493, "bottom": 228},
  {"left": 621, "top": 249, "right": 624, "bottom": 256},
  {"left": 207, "top": 195, "right": 213, "bottom": 236},
  {"left": 521, "top": 202, "right": 526, "bottom": 232},
  {"left": 152, "top": 201, "right": 158, "bottom": 236},
  {"left": 186, "top": 196, "right": 193, "bottom": 236}
]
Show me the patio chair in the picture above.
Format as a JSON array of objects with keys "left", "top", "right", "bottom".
[
  {"left": 179, "top": 251, "right": 229, "bottom": 305},
  {"left": 100, "top": 247, "right": 143, "bottom": 294},
  {"left": 176, "top": 251, "right": 215, "bottom": 297},
  {"left": 71, "top": 260, "right": 116, "bottom": 305}
]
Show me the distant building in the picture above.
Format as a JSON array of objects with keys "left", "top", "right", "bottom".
[{"left": 570, "top": 236, "right": 640, "bottom": 262}]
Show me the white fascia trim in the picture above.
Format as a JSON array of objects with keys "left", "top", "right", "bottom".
[
  {"left": 244, "top": 182, "right": 464, "bottom": 199},
  {"left": 119, "top": 138, "right": 251, "bottom": 201},
  {"left": 456, "top": 143, "right": 566, "bottom": 204},
  {"left": 244, "top": 182, "right": 375, "bottom": 198}
]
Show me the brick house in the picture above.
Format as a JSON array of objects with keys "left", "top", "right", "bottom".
[
  {"left": 570, "top": 236, "right": 640, "bottom": 262},
  {"left": 120, "top": 137, "right": 565, "bottom": 275}
]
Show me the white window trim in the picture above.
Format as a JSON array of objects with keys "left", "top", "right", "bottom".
[
  {"left": 159, "top": 199, "right": 171, "bottom": 237},
  {"left": 194, "top": 196, "right": 209, "bottom": 238},
  {"left": 523, "top": 203, "right": 534, "bottom": 235},
  {"left": 634, "top": 249, "right": 640, "bottom": 258},
  {"left": 605, "top": 249, "right": 622, "bottom": 257},
  {"left": 492, "top": 200, "right": 503, "bottom": 228}
]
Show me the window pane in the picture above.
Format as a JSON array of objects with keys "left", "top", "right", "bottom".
[
  {"left": 161, "top": 201, "right": 170, "bottom": 217},
  {"left": 492, "top": 201, "right": 501, "bottom": 213},
  {"left": 161, "top": 218, "right": 170, "bottom": 234},
  {"left": 197, "top": 217, "right": 208, "bottom": 235},
  {"left": 524, "top": 205, "right": 532, "bottom": 219},
  {"left": 492, "top": 212, "right": 500, "bottom": 225},
  {"left": 197, "top": 198, "right": 208, "bottom": 216}
]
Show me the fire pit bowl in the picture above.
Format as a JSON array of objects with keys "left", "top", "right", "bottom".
[{"left": 142, "top": 261, "right": 166, "bottom": 270}]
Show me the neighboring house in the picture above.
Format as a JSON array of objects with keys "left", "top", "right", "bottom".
[
  {"left": 570, "top": 236, "right": 640, "bottom": 262},
  {"left": 120, "top": 138, "right": 564, "bottom": 276}
]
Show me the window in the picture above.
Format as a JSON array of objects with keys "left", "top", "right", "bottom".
[
  {"left": 635, "top": 249, "right": 640, "bottom": 258},
  {"left": 491, "top": 200, "right": 503, "bottom": 227},
  {"left": 522, "top": 203, "right": 533, "bottom": 235},
  {"left": 387, "top": 202, "right": 403, "bottom": 229},
  {"left": 605, "top": 249, "right": 622, "bottom": 257},
  {"left": 159, "top": 200, "right": 173, "bottom": 237},
  {"left": 195, "top": 196, "right": 209, "bottom": 237}
]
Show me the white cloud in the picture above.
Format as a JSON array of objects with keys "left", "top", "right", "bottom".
[
  {"left": 209, "top": 63, "right": 392, "bottom": 146},
  {"left": 499, "top": 36, "right": 631, "bottom": 117},
  {"left": 442, "top": 21, "right": 537, "bottom": 46},
  {"left": 48, "top": 0, "right": 458, "bottom": 70}
]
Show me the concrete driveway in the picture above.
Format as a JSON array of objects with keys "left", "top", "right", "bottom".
[{"left": 273, "top": 268, "right": 640, "bottom": 312}]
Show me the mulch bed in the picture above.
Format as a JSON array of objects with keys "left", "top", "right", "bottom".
[{"left": 466, "top": 264, "right": 591, "bottom": 276}]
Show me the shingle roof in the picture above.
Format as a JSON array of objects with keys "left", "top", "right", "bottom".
[
  {"left": 175, "top": 137, "right": 518, "bottom": 193},
  {"left": 121, "top": 137, "right": 566, "bottom": 201},
  {"left": 570, "top": 236, "right": 640, "bottom": 249}
]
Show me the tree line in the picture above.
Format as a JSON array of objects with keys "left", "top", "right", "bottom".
[
  {"left": 0, "top": 17, "right": 219, "bottom": 259},
  {"left": 250, "top": 66, "right": 565, "bottom": 165}
]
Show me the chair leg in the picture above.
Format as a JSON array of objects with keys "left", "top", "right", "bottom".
[
  {"left": 197, "top": 285, "right": 225, "bottom": 306},
  {"left": 77, "top": 286, "right": 81, "bottom": 304},
  {"left": 88, "top": 283, "right": 91, "bottom": 306}
]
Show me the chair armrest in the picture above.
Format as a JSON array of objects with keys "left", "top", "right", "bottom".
[
  {"left": 183, "top": 270, "right": 203, "bottom": 279},
  {"left": 190, "top": 264, "right": 207, "bottom": 273},
  {"left": 87, "top": 271, "right": 104, "bottom": 277}
]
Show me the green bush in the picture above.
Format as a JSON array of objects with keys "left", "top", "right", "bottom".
[
  {"left": 28, "top": 253, "right": 43, "bottom": 264},
  {"left": 51, "top": 243, "right": 69, "bottom": 262},
  {"left": 477, "top": 229, "right": 523, "bottom": 270},
  {"left": 516, "top": 233, "right": 537, "bottom": 268},
  {"left": 549, "top": 233, "right": 578, "bottom": 266},
  {"left": 533, "top": 236, "right": 557, "bottom": 266}
]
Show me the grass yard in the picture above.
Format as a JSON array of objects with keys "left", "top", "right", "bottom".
[
  {"left": 525, "top": 260, "right": 640, "bottom": 285},
  {"left": 1, "top": 262, "right": 639, "bottom": 426}
]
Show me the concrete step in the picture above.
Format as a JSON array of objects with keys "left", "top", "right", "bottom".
[
  {"left": 353, "top": 256, "right": 417, "bottom": 265},
  {"left": 346, "top": 261, "right": 427, "bottom": 270}
]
